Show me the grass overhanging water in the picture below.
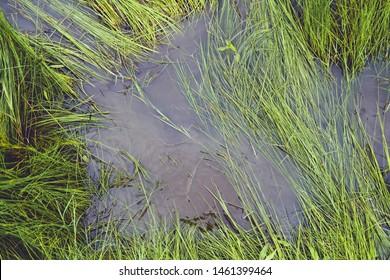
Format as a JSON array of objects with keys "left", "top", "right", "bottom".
[{"left": 0, "top": 0, "right": 389, "bottom": 259}]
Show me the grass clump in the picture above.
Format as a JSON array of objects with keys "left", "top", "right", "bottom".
[
  {"left": 0, "top": 9, "right": 94, "bottom": 259},
  {"left": 11, "top": 0, "right": 149, "bottom": 79},
  {"left": 8, "top": 0, "right": 213, "bottom": 80},
  {"left": 290, "top": 0, "right": 390, "bottom": 75},
  {"left": 82, "top": 0, "right": 209, "bottom": 45}
]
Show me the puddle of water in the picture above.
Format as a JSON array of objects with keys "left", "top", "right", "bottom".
[{"left": 84, "top": 15, "right": 254, "bottom": 233}]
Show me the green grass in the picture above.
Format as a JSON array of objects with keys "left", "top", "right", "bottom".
[
  {"left": 9, "top": 0, "right": 213, "bottom": 80},
  {"left": 0, "top": 8, "right": 96, "bottom": 259},
  {"left": 82, "top": 0, "right": 208, "bottom": 44},
  {"left": 1, "top": 0, "right": 389, "bottom": 260},
  {"left": 292, "top": 0, "right": 390, "bottom": 76},
  {"left": 176, "top": 0, "right": 390, "bottom": 259},
  {"left": 12, "top": 0, "right": 149, "bottom": 79}
]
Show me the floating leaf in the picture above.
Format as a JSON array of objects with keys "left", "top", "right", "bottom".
[
  {"left": 81, "top": 154, "right": 89, "bottom": 163},
  {"left": 43, "top": 89, "right": 49, "bottom": 101}
]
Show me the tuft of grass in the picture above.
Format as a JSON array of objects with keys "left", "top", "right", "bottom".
[
  {"left": 0, "top": 9, "right": 94, "bottom": 259},
  {"left": 81, "top": 0, "right": 208, "bottom": 45},
  {"left": 290, "top": 0, "right": 390, "bottom": 76},
  {"left": 8, "top": 0, "right": 213, "bottom": 80},
  {"left": 11, "top": 0, "right": 151, "bottom": 79}
]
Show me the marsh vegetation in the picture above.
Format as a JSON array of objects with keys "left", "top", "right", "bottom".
[{"left": 1, "top": 0, "right": 389, "bottom": 259}]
